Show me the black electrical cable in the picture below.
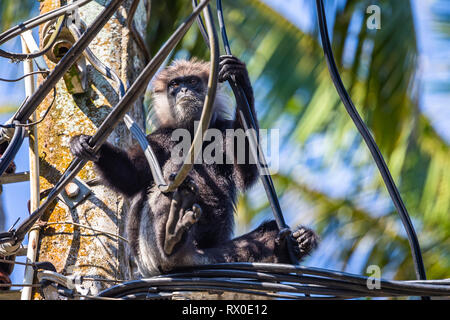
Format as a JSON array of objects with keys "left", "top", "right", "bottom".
[
  {"left": 95, "top": 262, "right": 450, "bottom": 299},
  {"left": 315, "top": 0, "right": 427, "bottom": 289},
  {"left": 0, "top": 121, "right": 25, "bottom": 176},
  {"left": 0, "top": 87, "right": 54, "bottom": 177},
  {"left": 14, "top": 87, "right": 57, "bottom": 128},
  {"left": 191, "top": 0, "right": 299, "bottom": 264},
  {"left": 192, "top": 0, "right": 210, "bottom": 47},
  {"left": 0, "top": 0, "right": 212, "bottom": 245},
  {"left": 212, "top": 0, "right": 299, "bottom": 265}
]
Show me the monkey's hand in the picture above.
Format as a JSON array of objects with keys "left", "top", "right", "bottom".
[
  {"left": 219, "top": 55, "right": 257, "bottom": 130},
  {"left": 276, "top": 225, "right": 319, "bottom": 262},
  {"left": 164, "top": 178, "right": 202, "bottom": 256},
  {"left": 0, "top": 141, "right": 16, "bottom": 175},
  {"left": 218, "top": 55, "right": 251, "bottom": 89},
  {"left": 69, "top": 134, "right": 99, "bottom": 162}
]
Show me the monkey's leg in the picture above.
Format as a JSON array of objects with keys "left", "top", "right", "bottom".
[
  {"left": 164, "top": 180, "right": 202, "bottom": 255},
  {"left": 203, "top": 221, "right": 319, "bottom": 264}
]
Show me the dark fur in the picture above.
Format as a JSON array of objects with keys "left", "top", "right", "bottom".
[
  {"left": 0, "top": 258, "right": 12, "bottom": 290},
  {"left": 70, "top": 56, "right": 318, "bottom": 277}
]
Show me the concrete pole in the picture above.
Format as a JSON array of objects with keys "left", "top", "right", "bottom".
[{"left": 34, "top": 0, "right": 147, "bottom": 298}]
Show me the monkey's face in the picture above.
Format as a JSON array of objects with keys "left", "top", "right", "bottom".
[
  {"left": 167, "top": 75, "right": 205, "bottom": 125},
  {"left": 152, "top": 59, "right": 229, "bottom": 128}
]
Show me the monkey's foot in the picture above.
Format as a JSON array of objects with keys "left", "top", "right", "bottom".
[
  {"left": 291, "top": 226, "right": 319, "bottom": 260},
  {"left": 164, "top": 180, "right": 202, "bottom": 255}
]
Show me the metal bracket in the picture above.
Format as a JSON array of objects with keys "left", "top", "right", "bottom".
[
  {"left": 37, "top": 269, "right": 89, "bottom": 300},
  {"left": 57, "top": 178, "right": 92, "bottom": 210},
  {"left": 41, "top": 19, "right": 88, "bottom": 94},
  {"left": 0, "top": 171, "right": 30, "bottom": 185},
  {"left": 0, "top": 172, "right": 30, "bottom": 195}
]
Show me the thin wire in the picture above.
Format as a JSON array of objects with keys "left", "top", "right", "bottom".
[
  {"left": 0, "top": 70, "right": 50, "bottom": 82},
  {"left": 42, "top": 221, "right": 128, "bottom": 242},
  {"left": 14, "top": 87, "right": 57, "bottom": 128},
  {"left": 0, "top": 87, "right": 55, "bottom": 129},
  {"left": 0, "top": 121, "right": 25, "bottom": 176}
]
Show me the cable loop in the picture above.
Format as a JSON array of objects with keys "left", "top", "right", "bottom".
[
  {"left": 0, "top": 16, "right": 66, "bottom": 61},
  {"left": 0, "top": 0, "right": 93, "bottom": 46},
  {"left": 159, "top": 3, "right": 219, "bottom": 193}
]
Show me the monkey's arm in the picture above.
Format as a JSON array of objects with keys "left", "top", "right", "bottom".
[{"left": 70, "top": 134, "right": 152, "bottom": 197}]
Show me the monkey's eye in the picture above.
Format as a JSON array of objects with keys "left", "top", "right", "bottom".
[
  {"left": 189, "top": 78, "right": 199, "bottom": 85},
  {"left": 169, "top": 80, "right": 179, "bottom": 88}
]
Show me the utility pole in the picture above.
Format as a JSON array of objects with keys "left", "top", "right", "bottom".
[{"left": 30, "top": 0, "right": 147, "bottom": 298}]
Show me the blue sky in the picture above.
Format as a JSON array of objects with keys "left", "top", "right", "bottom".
[{"left": 0, "top": 0, "right": 449, "bottom": 284}]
